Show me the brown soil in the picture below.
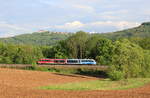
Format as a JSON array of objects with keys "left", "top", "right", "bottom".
[{"left": 0, "top": 68, "right": 150, "bottom": 98}]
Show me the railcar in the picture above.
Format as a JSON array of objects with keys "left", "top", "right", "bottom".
[
  {"left": 80, "top": 59, "right": 96, "bottom": 65},
  {"left": 37, "top": 59, "right": 96, "bottom": 65}
]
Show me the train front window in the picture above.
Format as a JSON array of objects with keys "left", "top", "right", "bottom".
[{"left": 89, "top": 60, "right": 94, "bottom": 62}]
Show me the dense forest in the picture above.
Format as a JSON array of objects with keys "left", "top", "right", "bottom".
[{"left": 0, "top": 22, "right": 150, "bottom": 80}]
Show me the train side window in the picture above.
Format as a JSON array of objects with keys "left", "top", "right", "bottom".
[
  {"left": 59, "top": 60, "right": 65, "bottom": 63},
  {"left": 67, "top": 60, "right": 78, "bottom": 63},
  {"left": 54, "top": 60, "right": 65, "bottom": 63},
  {"left": 81, "top": 60, "right": 86, "bottom": 62},
  {"left": 55, "top": 60, "right": 65, "bottom": 63},
  {"left": 81, "top": 60, "right": 94, "bottom": 62}
]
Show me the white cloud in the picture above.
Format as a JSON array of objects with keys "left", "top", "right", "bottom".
[
  {"left": 96, "top": 10, "right": 129, "bottom": 20},
  {"left": 48, "top": 20, "right": 140, "bottom": 32},
  {"left": 54, "top": 21, "right": 84, "bottom": 30},
  {"left": 115, "top": 21, "right": 140, "bottom": 30},
  {"left": 0, "top": 32, "right": 16, "bottom": 38},
  {"left": 0, "top": 21, "right": 32, "bottom": 37},
  {"left": 102, "top": 10, "right": 128, "bottom": 15},
  {"left": 0, "top": 24, "right": 27, "bottom": 31},
  {"left": 89, "top": 21, "right": 140, "bottom": 30}
]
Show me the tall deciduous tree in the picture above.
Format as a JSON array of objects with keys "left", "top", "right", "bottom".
[
  {"left": 87, "top": 38, "right": 114, "bottom": 65},
  {"left": 66, "top": 31, "right": 89, "bottom": 58},
  {"left": 110, "top": 39, "right": 144, "bottom": 78}
]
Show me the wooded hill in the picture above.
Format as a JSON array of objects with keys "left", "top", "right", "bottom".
[
  {"left": 0, "top": 22, "right": 150, "bottom": 45},
  {"left": 0, "top": 31, "right": 71, "bottom": 46},
  {"left": 101, "top": 22, "right": 150, "bottom": 39}
]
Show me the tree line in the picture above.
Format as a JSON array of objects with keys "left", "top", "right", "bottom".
[{"left": 0, "top": 43, "right": 43, "bottom": 64}]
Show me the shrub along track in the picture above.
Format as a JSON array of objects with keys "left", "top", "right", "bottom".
[
  {"left": 0, "top": 68, "right": 150, "bottom": 98},
  {"left": 0, "top": 64, "right": 108, "bottom": 69}
]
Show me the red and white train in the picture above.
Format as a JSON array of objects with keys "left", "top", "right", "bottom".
[{"left": 37, "top": 58, "right": 96, "bottom": 65}]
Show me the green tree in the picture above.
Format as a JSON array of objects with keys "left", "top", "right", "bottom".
[
  {"left": 13, "top": 45, "right": 43, "bottom": 64},
  {"left": 141, "top": 50, "right": 150, "bottom": 77},
  {"left": 129, "top": 37, "right": 150, "bottom": 50},
  {"left": 110, "top": 39, "right": 144, "bottom": 79},
  {"left": 89, "top": 38, "right": 114, "bottom": 65},
  {"left": 85, "top": 35, "right": 104, "bottom": 58},
  {"left": 53, "top": 41, "right": 68, "bottom": 58},
  {"left": 66, "top": 31, "right": 89, "bottom": 58},
  {"left": 0, "top": 43, "right": 16, "bottom": 64}
]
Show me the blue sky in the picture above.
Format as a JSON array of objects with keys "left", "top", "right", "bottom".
[{"left": 0, "top": 0, "right": 150, "bottom": 37}]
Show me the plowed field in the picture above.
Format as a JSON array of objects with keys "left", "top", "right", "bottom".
[{"left": 0, "top": 68, "right": 150, "bottom": 98}]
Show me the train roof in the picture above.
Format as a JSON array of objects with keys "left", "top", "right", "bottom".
[
  {"left": 39, "top": 58, "right": 95, "bottom": 61},
  {"left": 67, "top": 59, "right": 95, "bottom": 60},
  {"left": 39, "top": 58, "right": 66, "bottom": 60}
]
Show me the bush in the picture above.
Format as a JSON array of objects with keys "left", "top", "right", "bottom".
[
  {"left": 108, "top": 70, "right": 124, "bottom": 81},
  {"left": 31, "top": 62, "right": 38, "bottom": 70}
]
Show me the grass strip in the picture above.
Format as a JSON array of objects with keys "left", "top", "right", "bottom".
[{"left": 39, "top": 78, "right": 150, "bottom": 91}]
